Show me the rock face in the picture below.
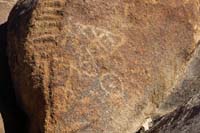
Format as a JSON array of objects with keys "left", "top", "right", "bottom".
[
  {"left": 7, "top": 0, "right": 200, "bottom": 132},
  {"left": 147, "top": 94, "right": 200, "bottom": 133},
  {"left": 0, "top": 0, "right": 17, "bottom": 24}
]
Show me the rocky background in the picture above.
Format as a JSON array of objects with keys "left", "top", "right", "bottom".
[{"left": 1, "top": 0, "right": 200, "bottom": 133}]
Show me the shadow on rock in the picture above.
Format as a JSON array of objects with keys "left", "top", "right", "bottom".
[{"left": 0, "top": 22, "right": 28, "bottom": 133}]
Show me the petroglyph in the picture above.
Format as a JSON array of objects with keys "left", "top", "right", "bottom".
[
  {"left": 77, "top": 47, "right": 98, "bottom": 77},
  {"left": 63, "top": 23, "right": 127, "bottom": 78},
  {"left": 100, "top": 73, "right": 124, "bottom": 95},
  {"left": 71, "top": 23, "right": 125, "bottom": 55},
  {"left": 7, "top": 0, "right": 200, "bottom": 132}
]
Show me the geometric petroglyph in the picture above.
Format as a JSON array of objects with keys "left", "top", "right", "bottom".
[
  {"left": 73, "top": 23, "right": 125, "bottom": 55},
  {"left": 65, "top": 23, "right": 126, "bottom": 77},
  {"left": 76, "top": 46, "right": 98, "bottom": 77}
]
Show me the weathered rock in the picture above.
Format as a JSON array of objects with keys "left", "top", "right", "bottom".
[
  {"left": 146, "top": 94, "right": 200, "bottom": 133},
  {"left": 0, "top": 0, "right": 17, "bottom": 24},
  {"left": 7, "top": 0, "right": 200, "bottom": 132},
  {"left": 158, "top": 41, "right": 200, "bottom": 113},
  {"left": 136, "top": 46, "right": 200, "bottom": 132}
]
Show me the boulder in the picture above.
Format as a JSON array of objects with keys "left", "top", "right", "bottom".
[{"left": 7, "top": 0, "right": 200, "bottom": 132}]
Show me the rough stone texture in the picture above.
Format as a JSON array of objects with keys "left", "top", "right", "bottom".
[
  {"left": 7, "top": 0, "right": 200, "bottom": 132},
  {"left": 158, "top": 41, "right": 200, "bottom": 113},
  {"left": 146, "top": 94, "right": 200, "bottom": 133},
  {"left": 0, "top": 0, "right": 17, "bottom": 24}
]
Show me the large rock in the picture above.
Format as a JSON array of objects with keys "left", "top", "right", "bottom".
[{"left": 7, "top": 0, "right": 200, "bottom": 132}]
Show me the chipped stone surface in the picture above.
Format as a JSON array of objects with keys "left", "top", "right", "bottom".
[{"left": 7, "top": 0, "right": 200, "bottom": 132}]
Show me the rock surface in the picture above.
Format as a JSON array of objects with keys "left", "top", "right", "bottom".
[
  {"left": 146, "top": 94, "right": 200, "bottom": 133},
  {"left": 7, "top": 0, "right": 200, "bottom": 132},
  {"left": 0, "top": 0, "right": 17, "bottom": 24}
]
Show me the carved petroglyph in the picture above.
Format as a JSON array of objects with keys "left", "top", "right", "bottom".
[
  {"left": 30, "top": 0, "right": 65, "bottom": 45},
  {"left": 59, "top": 23, "right": 157, "bottom": 130},
  {"left": 100, "top": 73, "right": 124, "bottom": 95},
  {"left": 72, "top": 23, "right": 125, "bottom": 55},
  {"left": 64, "top": 23, "right": 127, "bottom": 78},
  {"left": 61, "top": 23, "right": 136, "bottom": 121},
  {"left": 8, "top": 0, "right": 200, "bottom": 132},
  {"left": 77, "top": 47, "right": 98, "bottom": 77}
]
